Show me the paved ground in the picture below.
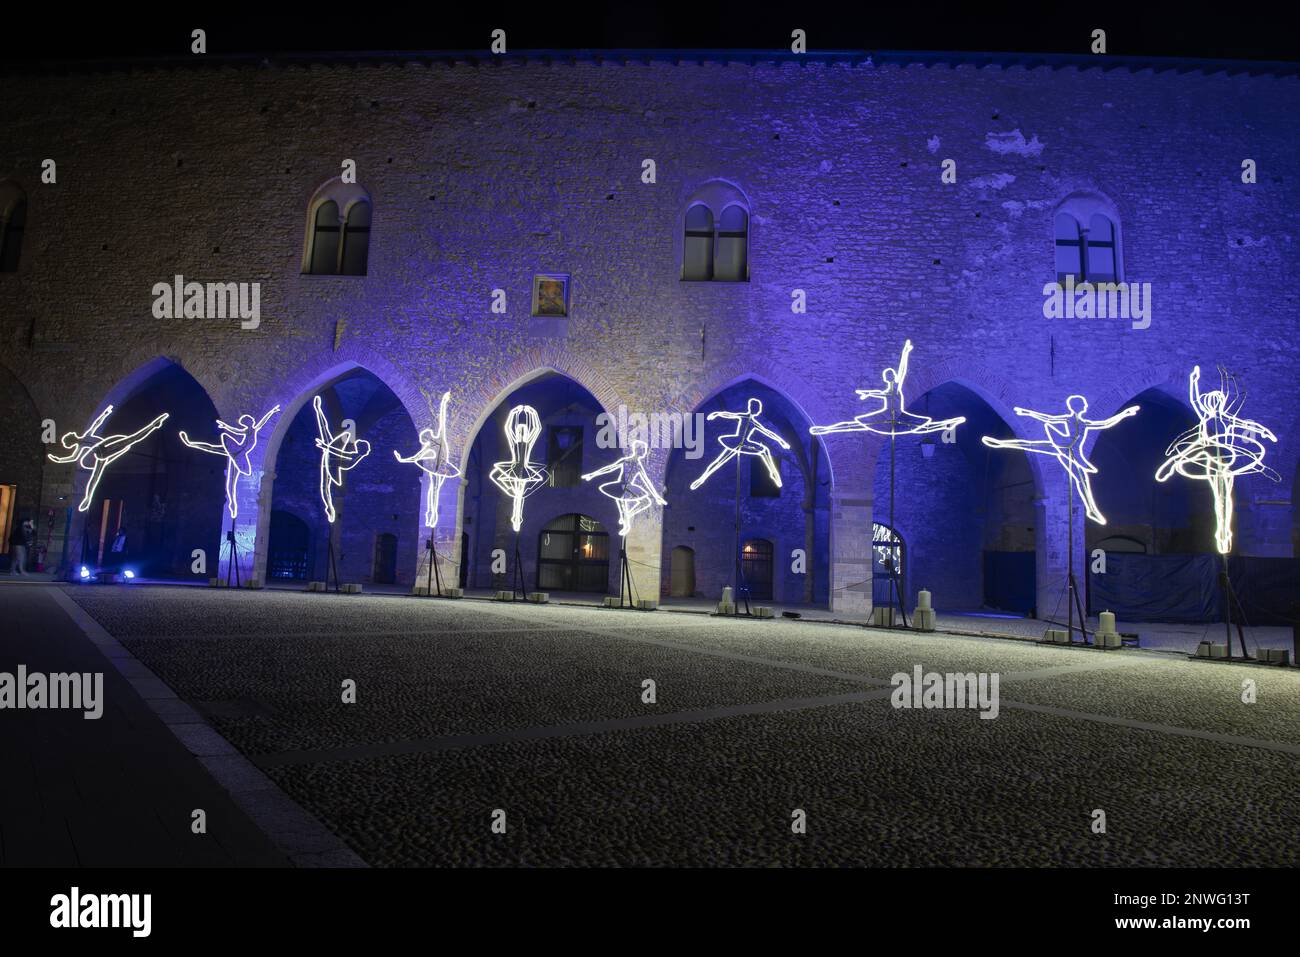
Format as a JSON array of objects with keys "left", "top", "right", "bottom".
[
  {"left": 45, "top": 584, "right": 1300, "bottom": 867},
  {"left": 0, "top": 584, "right": 290, "bottom": 866}
]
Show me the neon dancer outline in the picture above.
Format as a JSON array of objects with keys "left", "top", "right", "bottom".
[
  {"left": 810, "top": 340, "right": 966, "bottom": 438},
  {"left": 690, "top": 397, "right": 791, "bottom": 491},
  {"left": 48, "top": 406, "right": 170, "bottom": 513},
  {"left": 982, "top": 395, "right": 1139, "bottom": 525},
  {"left": 178, "top": 406, "right": 280, "bottom": 520},
  {"left": 313, "top": 395, "right": 371, "bottom": 524},
  {"left": 582, "top": 440, "right": 666, "bottom": 538},
  {"left": 1155, "top": 365, "right": 1277, "bottom": 554},
  {"left": 393, "top": 391, "right": 462, "bottom": 529},
  {"left": 488, "top": 404, "right": 548, "bottom": 533}
]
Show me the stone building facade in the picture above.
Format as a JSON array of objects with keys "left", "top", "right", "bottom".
[{"left": 1, "top": 51, "right": 1297, "bottom": 617}]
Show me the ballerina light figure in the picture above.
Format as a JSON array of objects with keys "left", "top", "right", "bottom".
[
  {"left": 313, "top": 395, "right": 371, "bottom": 524},
  {"left": 1155, "top": 366, "right": 1277, "bottom": 554},
  {"left": 690, "top": 397, "right": 790, "bottom": 490},
  {"left": 488, "top": 405, "right": 548, "bottom": 532},
  {"left": 393, "top": 391, "right": 462, "bottom": 529},
  {"left": 582, "top": 440, "right": 666, "bottom": 538},
  {"left": 48, "top": 406, "right": 170, "bottom": 513},
  {"left": 178, "top": 406, "right": 280, "bottom": 520},
  {"left": 811, "top": 340, "right": 966, "bottom": 438},
  {"left": 982, "top": 395, "right": 1139, "bottom": 525}
]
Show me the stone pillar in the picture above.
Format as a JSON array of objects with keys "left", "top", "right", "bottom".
[
  {"left": 624, "top": 503, "right": 663, "bottom": 602},
  {"left": 829, "top": 490, "right": 873, "bottom": 615},
  {"left": 1034, "top": 468, "right": 1087, "bottom": 628}
]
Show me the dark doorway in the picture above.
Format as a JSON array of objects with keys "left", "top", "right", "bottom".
[
  {"left": 268, "top": 509, "right": 311, "bottom": 580},
  {"left": 740, "top": 538, "right": 774, "bottom": 601},
  {"left": 460, "top": 531, "right": 470, "bottom": 589},
  {"left": 373, "top": 532, "right": 398, "bottom": 585},
  {"left": 537, "top": 513, "right": 609, "bottom": 592},
  {"left": 670, "top": 545, "right": 696, "bottom": 597}
]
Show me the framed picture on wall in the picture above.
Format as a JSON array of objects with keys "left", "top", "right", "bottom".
[{"left": 531, "top": 273, "right": 570, "bottom": 318}]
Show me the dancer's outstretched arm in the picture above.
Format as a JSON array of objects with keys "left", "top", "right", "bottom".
[
  {"left": 854, "top": 387, "right": 889, "bottom": 400},
  {"left": 1188, "top": 365, "right": 1204, "bottom": 412},
  {"left": 87, "top": 406, "right": 114, "bottom": 435},
  {"left": 47, "top": 442, "right": 83, "bottom": 464},
  {"left": 581, "top": 460, "right": 623, "bottom": 482},
  {"left": 895, "top": 340, "right": 913, "bottom": 386},
  {"left": 1084, "top": 405, "right": 1140, "bottom": 430},
  {"left": 1014, "top": 407, "right": 1068, "bottom": 424},
  {"left": 706, "top": 410, "right": 742, "bottom": 421},
  {"left": 254, "top": 406, "right": 281, "bottom": 432},
  {"left": 393, "top": 448, "right": 422, "bottom": 464}
]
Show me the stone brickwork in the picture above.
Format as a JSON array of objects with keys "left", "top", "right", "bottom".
[{"left": 1, "top": 54, "right": 1297, "bottom": 612}]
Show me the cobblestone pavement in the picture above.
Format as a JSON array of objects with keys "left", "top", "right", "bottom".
[{"left": 65, "top": 585, "right": 1300, "bottom": 867}]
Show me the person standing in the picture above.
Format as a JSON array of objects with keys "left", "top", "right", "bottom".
[{"left": 9, "top": 516, "right": 32, "bottom": 575}]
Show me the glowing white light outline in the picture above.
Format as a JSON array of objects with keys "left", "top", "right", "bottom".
[
  {"left": 488, "top": 404, "right": 548, "bottom": 533},
  {"left": 313, "top": 395, "right": 372, "bottom": 524},
  {"left": 810, "top": 340, "right": 967, "bottom": 438},
  {"left": 981, "top": 395, "right": 1139, "bottom": 525},
  {"left": 393, "top": 391, "right": 462, "bottom": 530},
  {"left": 48, "top": 405, "right": 171, "bottom": 513},
  {"left": 1155, "top": 365, "right": 1278, "bottom": 554},
  {"left": 178, "top": 405, "right": 280, "bottom": 519},
  {"left": 690, "top": 397, "right": 791, "bottom": 491},
  {"left": 581, "top": 439, "right": 666, "bottom": 538}
]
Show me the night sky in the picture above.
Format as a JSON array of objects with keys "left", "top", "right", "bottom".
[{"left": 1, "top": 5, "right": 1295, "bottom": 63}]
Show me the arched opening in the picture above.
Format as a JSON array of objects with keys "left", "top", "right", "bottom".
[
  {"left": 537, "top": 513, "right": 609, "bottom": 592},
  {"left": 265, "top": 367, "right": 420, "bottom": 586},
  {"left": 1087, "top": 386, "right": 1217, "bottom": 619},
  {"left": 75, "top": 360, "right": 225, "bottom": 579},
  {"left": 461, "top": 372, "right": 617, "bottom": 594},
  {"left": 874, "top": 382, "right": 1038, "bottom": 616},
  {"left": 660, "top": 379, "right": 830, "bottom": 606},
  {"left": 669, "top": 545, "right": 696, "bottom": 597},
  {"left": 0, "top": 364, "right": 44, "bottom": 572}
]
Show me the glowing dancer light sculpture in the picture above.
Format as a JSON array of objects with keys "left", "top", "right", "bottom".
[
  {"left": 313, "top": 395, "right": 371, "bottom": 524},
  {"left": 48, "top": 405, "right": 170, "bottom": 513},
  {"left": 810, "top": 340, "right": 964, "bottom": 625},
  {"left": 691, "top": 398, "right": 790, "bottom": 491},
  {"left": 982, "top": 394, "right": 1138, "bottom": 645},
  {"left": 810, "top": 340, "right": 966, "bottom": 439},
  {"left": 981, "top": 395, "right": 1138, "bottom": 526},
  {"left": 394, "top": 391, "right": 461, "bottom": 530},
  {"left": 583, "top": 440, "right": 666, "bottom": 539},
  {"left": 1156, "top": 366, "right": 1277, "bottom": 556},
  {"left": 583, "top": 440, "right": 665, "bottom": 606},
  {"left": 179, "top": 406, "right": 279, "bottom": 520},
  {"left": 488, "top": 405, "right": 548, "bottom": 534}
]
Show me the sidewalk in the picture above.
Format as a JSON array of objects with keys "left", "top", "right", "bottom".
[{"left": 0, "top": 585, "right": 291, "bottom": 866}]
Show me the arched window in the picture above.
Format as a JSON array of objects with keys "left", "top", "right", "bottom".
[
  {"left": 714, "top": 205, "right": 748, "bottom": 281},
  {"left": 308, "top": 201, "right": 341, "bottom": 275},
  {"left": 681, "top": 181, "right": 751, "bottom": 282},
  {"left": 303, "top": 179, "right": 372, "bottom": 276},
  {"left": 341, "top": 201, "right": 372, "bottom": 276},
  {"left": 0, "top": 184, "right": 27, "bottom": 273},
  {"left": 1054, "top": 213, "right": 1083, "bottom": 282},
  {"left": 683, "top": 204, "right": 714, "bottom": 281},
  {"left": 1086, "top": 214, "right": 1117, "bottom": 283},
  {"left": 1054, "top": 196, "right": 1122, "bottom": 284}
]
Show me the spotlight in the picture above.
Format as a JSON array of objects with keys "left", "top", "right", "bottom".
[
  {"left": 79, "top": 566, "right": 91, "bottom": 580},
  {"left": 123, "top": 569, "right": 136, "bottom": 580}
]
